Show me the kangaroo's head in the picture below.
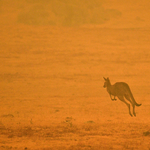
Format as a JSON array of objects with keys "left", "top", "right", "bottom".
[{"left": 103, "top": 77, "right": 110, "bottom": 88}]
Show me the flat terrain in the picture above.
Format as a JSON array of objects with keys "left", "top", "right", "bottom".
[{"left": 0, "top": 25, "right": 150, "bottom": 149}]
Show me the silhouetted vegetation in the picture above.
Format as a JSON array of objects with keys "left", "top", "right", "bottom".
[{"left": 17, "top": 0, "right": 121, "bottom": 26}]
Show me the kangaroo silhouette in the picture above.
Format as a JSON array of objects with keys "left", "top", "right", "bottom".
[{"left": 103, "top": 77, "right": 141, "bottom": 117}]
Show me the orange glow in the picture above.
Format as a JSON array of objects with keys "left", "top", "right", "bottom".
[{"left": 0, "top": 0, "right": 150, "bottom": 149}]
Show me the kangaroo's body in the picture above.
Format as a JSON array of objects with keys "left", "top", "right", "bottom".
[{"left": 103, "top": 77, "right": 141, "bottom": 116}]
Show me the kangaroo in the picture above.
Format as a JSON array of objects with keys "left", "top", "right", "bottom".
[{"left": 103, "top": 77, "right": 141, "bottom": 117}]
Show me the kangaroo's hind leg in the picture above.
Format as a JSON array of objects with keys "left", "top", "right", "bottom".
[
  {"left": 117, "top": 95, "right": 133, "bottom": 117},
  {"left": 124, "top": 94, "right": 136, "bottom": 117}
]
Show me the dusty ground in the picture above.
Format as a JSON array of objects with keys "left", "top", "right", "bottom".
[{"left": 0, "top": 24, "right": 150, "bottom": 150}]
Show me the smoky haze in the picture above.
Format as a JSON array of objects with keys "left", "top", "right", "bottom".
[{"left": 0, "top": 0, "right": 121, "bottom": 26}]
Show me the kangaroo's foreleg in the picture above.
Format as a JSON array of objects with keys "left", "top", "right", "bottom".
[
  {"left": 117, "top": 96, "right": 133, "bottom": 117},
  {"left": 109, "top": 94, "right": 117, "bottom": 101}
]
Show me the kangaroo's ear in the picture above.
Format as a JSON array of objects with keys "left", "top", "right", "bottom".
[{"left": 103, "top": 77, "right": 107, "bottom": 81}]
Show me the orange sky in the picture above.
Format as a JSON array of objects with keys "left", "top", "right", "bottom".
[
  {"left": 0, "top": 0, "right": 150, "bottom": 28},
  {"left": 103, "top": 0, "right": 150, "bottom": 28}
]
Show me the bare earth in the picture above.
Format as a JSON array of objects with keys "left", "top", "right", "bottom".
[{"left": 0, "top": 25, "right": 150, "bottom": 150}]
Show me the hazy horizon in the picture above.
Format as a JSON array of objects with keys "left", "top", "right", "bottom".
[{"left": 0, "top": 0, "right": 150, "bottom": 28}]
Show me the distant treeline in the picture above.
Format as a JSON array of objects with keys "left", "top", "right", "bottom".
[
  {"left": 18, "top": 0, "right": 122, "bottom": 26},
  {"left": 1, "top": 0, "right": 122, "bottom": 26}
]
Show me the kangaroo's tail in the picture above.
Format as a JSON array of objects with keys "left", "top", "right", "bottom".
[
  {"left": 136, "top": 103, "right": 142, "bottom": 106},
  {"left": 131, "top": 95, "right": 142, "bottom": 106},
  {"left": 128, "top": 87, "right": 142, "bottom": 107}
]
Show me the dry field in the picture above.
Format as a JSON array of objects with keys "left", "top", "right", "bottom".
[{"left": 0, "top": 25, "right": 150, "bottom": 149}]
